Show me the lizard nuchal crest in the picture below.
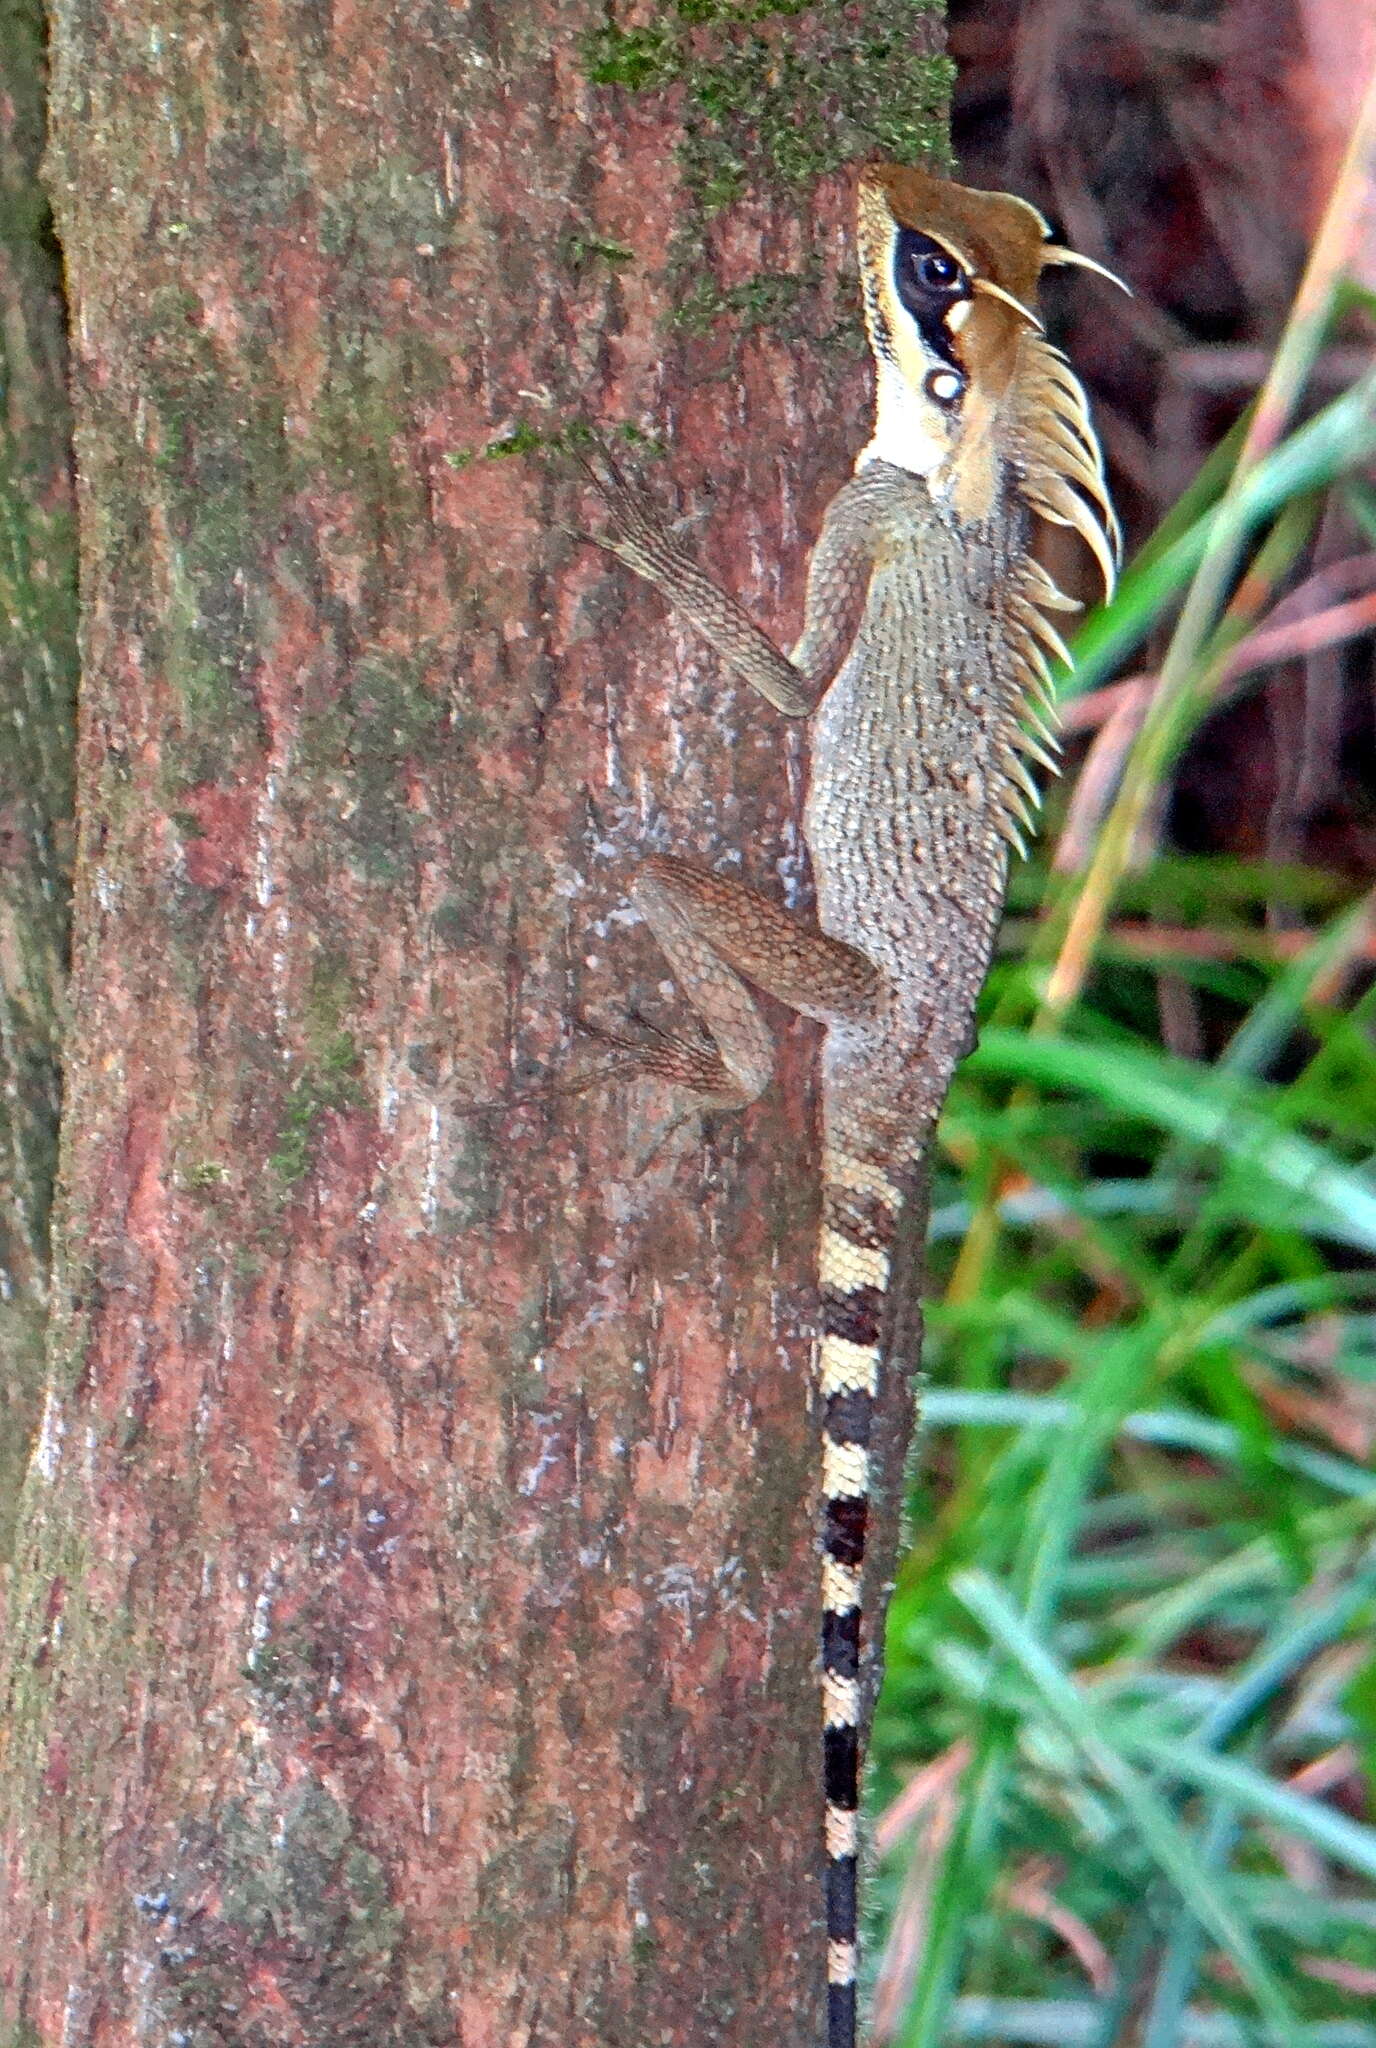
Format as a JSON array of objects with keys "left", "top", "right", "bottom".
[{"left": 580, "top": 163, "right": 1121, "bottom": 2048}]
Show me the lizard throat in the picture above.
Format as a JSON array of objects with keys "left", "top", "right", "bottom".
[{"left": 855, "top": 356, "right": 951, "bottom": 482}]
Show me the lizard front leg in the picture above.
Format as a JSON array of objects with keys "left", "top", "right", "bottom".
[{"left": 578, "top": 449, "right": 879, "bottom": 718}]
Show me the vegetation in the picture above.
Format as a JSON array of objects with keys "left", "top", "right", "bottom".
[
  {"left": 871, "top": 96, "right": 1376, "bottom": 2048},
  {"left": 582, "top": 0, "right": 952, "bottom": 213}
]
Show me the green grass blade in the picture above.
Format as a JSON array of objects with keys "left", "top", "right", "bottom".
[
  {"left": 948, "top": 1999, "right": 1376, "bottom": 2046},
  {"left": 920, "top": 1388, "right": 1376, "bottom": 1499},
  {"left": 966, "top": 1028, "right": 1376, "bottom": 1251},
  {"left": 1123, "top": 1730, "right": 1376, "bottom": 1880},
  {"left": 951, "top": 1568, "right": 1295, "bottom": 2026}
]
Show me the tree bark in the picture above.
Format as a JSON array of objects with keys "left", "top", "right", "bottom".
[
  {"left": 2, "top": 6, "right": 948, "bottom": 2043},
  {"left": 0, "top": 0, "right": 78, "bottom": 1562}
]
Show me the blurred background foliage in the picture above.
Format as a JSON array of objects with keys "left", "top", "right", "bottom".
[{"left": 871, "top": 4, "right": 1376, "bottom": 2044}]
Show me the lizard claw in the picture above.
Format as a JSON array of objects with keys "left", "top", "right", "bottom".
[
  {"left": 555, "top": 517, "right": 612, "bottom": 554},
  {"left": 570, "top": 1009, "right": 636, "bottom": 1055},
  {"left": 624, "top": 1002, "right": 716, "bottom": 1058},
  {"left": 570, "top": 442, "right": 686, "bottom": 583}
]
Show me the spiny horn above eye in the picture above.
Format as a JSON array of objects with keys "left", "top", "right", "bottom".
[
  {"left": 1040, "top": 246, "right": 1133, "bottom": 296},
  {"left": 971, "top": 276, "right": 1044, "bottom": 333}
]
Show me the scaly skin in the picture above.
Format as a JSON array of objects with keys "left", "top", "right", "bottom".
[{"left": 581, "top": 164, "right": 1119, "bottom": 2048}]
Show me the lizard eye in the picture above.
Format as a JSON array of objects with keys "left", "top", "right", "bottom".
[
  {"left": 916, "top": 250, "right": 959, "bottom": 291},
  {"left": 894, "top": 230, "right": 969, "bottom": 318}
]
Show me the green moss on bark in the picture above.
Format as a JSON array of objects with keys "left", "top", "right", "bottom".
[
  {"left": 152, "top": 1782, "right": 434, "bottom": 2048},
  {"left": 268, "top": 1033, "right": 363, "bottom": 1186},
  {"left": 298, "top": 650, "right": 449, "bottom": 883},
  {"left": 582, "top": 0, "right": 953, "bottom": 214},
  {"left": 2, "top": 1493, "right": 108, "bottom": 1893},
  {"left": 0, "top": 0, "right": 78, "bottom": 1560}
]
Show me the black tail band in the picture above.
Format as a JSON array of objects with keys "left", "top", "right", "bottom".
[
  {"left": 822, "top": 1604, "right": 861, "bottom": 1679},
  {"left": 824, "top": 1492, "right": 867, "bottom": 1567},
  {"left": 823, "top": 1723, "right": 858, "bottom": 1806},
  {"left": 828, "top": 1981, "right": 857, "bottom": 2048},
  {"left": 825, "top": 1388, "right": 874, "bottom": 1444},
  {"left": 820, "top": 1283, "right": 885, "bottom": 1346},
  {"left": 823, "top": 1188, "right": 897, "bottom": 1251},
  {"left": 826, "top": 1850, "right": 858, "bottom": 1942}
]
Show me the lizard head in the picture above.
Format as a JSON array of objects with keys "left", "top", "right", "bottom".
[{"left": 856, "top": 163, "right": 1123, "bottom": 594}]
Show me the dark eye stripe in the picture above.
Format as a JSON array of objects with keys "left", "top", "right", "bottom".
[{"left": 893, "top": 228, "right": 969, "bottom": 370}]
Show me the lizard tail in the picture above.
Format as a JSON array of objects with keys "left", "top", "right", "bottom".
[{"left": 817, "top": 1148, "right": 900, "bottom": 2048}]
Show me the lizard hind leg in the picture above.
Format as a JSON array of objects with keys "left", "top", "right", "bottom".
[{"left": 623, "top": 853, "right": 886, "bottom": 1111}]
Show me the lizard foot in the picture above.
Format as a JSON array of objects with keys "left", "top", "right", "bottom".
[{"left": 570, "top": 441, "right": 692, "bottom": 587}]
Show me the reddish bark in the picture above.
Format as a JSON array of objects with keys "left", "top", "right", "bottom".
[{"left": 1, "top": 5, "right": 947, "bottom": 2044}]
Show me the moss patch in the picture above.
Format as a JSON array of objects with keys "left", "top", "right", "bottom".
[
  {"left": 269, "top": 1032, "right": 363, "bottom": 1186},
  {"left": 298, "top": 648, "right": 448, "bottom": 883},
  {"left": 672, "top": 264, "right": 820, "bottom": 339},
  {"left": 137, "top": 292, "right": 294, "bottom": 780},
  {"left": 267, "top": 952, "right": 369, "bottom": 1187},
  {"left": 444, "top": 416, "right": 664, "bottom": 471},
  {"left": 2, "top": 1495, "right": 110, "bottom": 1900},
  {"left": 582, "top": 0, "right": 953, "bottom": 216},
  {"left": 152, "top": 1781, "right": 438, "bottom": 2047}
]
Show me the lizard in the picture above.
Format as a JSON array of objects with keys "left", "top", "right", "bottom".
[{"left": 574, "top": 163, "right": 1121, "bottom": 2048}]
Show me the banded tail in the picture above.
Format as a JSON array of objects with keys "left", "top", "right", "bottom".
[{"left": 817, "top": 1145, "right": 903, "bottom": 2048}]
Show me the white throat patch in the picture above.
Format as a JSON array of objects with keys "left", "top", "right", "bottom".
[{"left": 855, "top": 356, "right": 949, "bottom": 482}]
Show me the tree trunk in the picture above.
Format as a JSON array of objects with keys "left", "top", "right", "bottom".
[
  {"left": 0, "top": 0, "right": 78, "bottom": 1562},
  {"left": 2, "top": 6, "right": 948, "bottom": 2043}
]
